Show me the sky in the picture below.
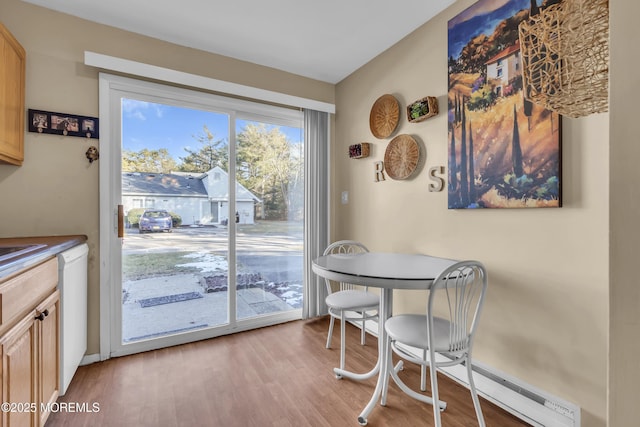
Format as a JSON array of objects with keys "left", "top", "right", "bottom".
[
  {"left": 121, "top": 99, "right": 303, "bottom": 162},
  {"left": 447, "top": 0, "right": 531, "bottom": 59}
]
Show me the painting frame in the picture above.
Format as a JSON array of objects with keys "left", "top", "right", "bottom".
[
  {"left": 28, "top": 109, "right": 99, "bottom": 139},
  {"left": 447, "top": 0, "right": 562, "bottom": 209}
]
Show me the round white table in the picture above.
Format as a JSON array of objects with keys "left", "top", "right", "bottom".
[{"left": 312, "top": 252, "right": 458, "bottom": 425}]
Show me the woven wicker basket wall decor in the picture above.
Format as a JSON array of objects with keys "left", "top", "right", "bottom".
[
  {"left": 348, "top": 143, "right": 370, "bottom": 159},
  {"left": 518, "top": 0, "right": 609, "bottom": 118},
  {"left": 369, "top": 94, "right": 400, "bottom": 139},
  {"left": 407, "top": 96, "right": 439, "bottom": 123},
  {"left": 384, "top": 134, "right": 420, "bottom": 180}
]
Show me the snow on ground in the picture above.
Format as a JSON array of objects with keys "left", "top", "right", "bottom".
[{"left": 176, "top": 252, "right": 227, "bottom": 272}]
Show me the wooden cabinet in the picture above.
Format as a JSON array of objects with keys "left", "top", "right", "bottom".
[
  {"left": 0, "top": 22, "right": 26, "bottom": 166},
  {"left": 36, "top": 292, "right": 59, "bottom": 427},
  {"left": 0, "top": 313, "right": 37, "bottom": 427},
  {"left": 0, "top": 259, "right": 59, "bottom": 427}
]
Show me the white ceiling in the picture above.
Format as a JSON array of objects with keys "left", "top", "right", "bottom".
[{"left": 22, "top": 0, "right": 455, "bottom": 84}]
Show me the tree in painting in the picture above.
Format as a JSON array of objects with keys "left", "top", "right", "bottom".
[{"left": 447, "top": 0, "right": 562, "bottom": 209}]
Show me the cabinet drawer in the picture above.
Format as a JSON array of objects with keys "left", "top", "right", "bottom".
[{"left": 0, "top": 258, "right": 58, "bottom": 330}]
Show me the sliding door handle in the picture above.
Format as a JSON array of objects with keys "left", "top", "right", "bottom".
[{"left": 117, "top": 205, "right": 124, "bottom": 238}]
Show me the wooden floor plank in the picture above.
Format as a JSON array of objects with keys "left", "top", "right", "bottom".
[{"left": 47, "top": 317, "right": 531, "bottom": 426}]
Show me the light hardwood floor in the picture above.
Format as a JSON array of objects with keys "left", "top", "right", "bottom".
[{"left": 47, "top": 317, "right": 531, "bottom": 426}]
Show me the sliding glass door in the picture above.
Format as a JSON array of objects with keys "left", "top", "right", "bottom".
[
  {"left": 234, "top": 118, "right": 304, "bottom": 319},
  {"left": 101, "top": 75, "right": 303, "bottom": 357}
]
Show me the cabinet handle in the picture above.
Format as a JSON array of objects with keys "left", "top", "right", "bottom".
[{"left": 35, "top": 309, "right": 49, "bottom": 321}]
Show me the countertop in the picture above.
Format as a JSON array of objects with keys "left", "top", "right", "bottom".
[{"left": 0, "top": 235, "right": 88, "bottom": 280}]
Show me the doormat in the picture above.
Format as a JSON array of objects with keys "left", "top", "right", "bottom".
[{"left": 138, "top": 292, "right": 203, "bottom": 308}]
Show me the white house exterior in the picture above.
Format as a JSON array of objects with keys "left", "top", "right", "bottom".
[
  {"left": 485, "top": 40, "right": 521, "bottom": 97},
  {"left": 122, "top": 166, "right": 261, "bottom": 226}
]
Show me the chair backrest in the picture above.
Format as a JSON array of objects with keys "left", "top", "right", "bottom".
[
  {"left": 427, "top": 261, "right": 488, "bottom": 355},
  {"left": 322, "top": 240, "right": 369, "bottom": 293}
]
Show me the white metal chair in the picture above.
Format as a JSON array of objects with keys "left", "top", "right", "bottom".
[
  {"left": 323, "top": 240, "right": 379, "bottom": 375},
  {"left": 381, "top": 260, "right": 488, "bottom": 427}
]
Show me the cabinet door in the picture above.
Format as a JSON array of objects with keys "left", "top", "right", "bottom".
[
  {"left": 0, "top": 313, "right": 37, "bottom": 427},
  {"left": 0, "top": 23, "right": 26, "bottom": 166},
  {"left": 37, "top": 291, "right": 59, "bottom": 427}
]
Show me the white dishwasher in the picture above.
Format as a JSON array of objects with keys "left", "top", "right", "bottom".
[{"left": 57, "top": 242, "right": 89, "bottom": 396}]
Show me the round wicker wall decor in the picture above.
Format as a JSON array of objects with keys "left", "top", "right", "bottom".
[
  {"left": 369, "top": 94, "right": 399, "bottom": 139},
  {"left": 384, "top": 134, "right": 420, "bottom": 180}
]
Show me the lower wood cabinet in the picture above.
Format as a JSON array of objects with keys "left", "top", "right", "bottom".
[
  {"left": 0, "top": 311, "right": 37, "bottom": 427},
  {"left": 0, "top": 259, "right": 60, "bottom": 427},
  {"left": 37, "top": 291, "right": 59, "bottom": 426}
]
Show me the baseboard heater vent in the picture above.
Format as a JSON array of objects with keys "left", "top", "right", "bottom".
[
  {"left": 351, "top": 314, "right": 581, "bottom": 427},
  {"left": 466, "top": 362, "right": 580, "bottom": 426}
]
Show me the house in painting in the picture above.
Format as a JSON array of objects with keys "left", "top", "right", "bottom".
[
  {"left": 485, "top": 40, "right": 521, "bottom": 97},
  {"left": 122, "top": 166, "right": 261, "bottom": 226}
]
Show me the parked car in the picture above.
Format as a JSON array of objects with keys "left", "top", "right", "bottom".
[{"left": 139, "top": 209, "right": 173, "bottom": 233}]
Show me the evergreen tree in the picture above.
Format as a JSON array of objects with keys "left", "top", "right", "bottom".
[
  {"left": 236, "top": 123, "right": 300, "bottom": 220},
  {"left": 512, "top": 105, "right": 524, "bottom": 177},
  {"left": 122, "top": 148, "right": 177, "bottom": 173},
  {"left": 460, "top": 98, "right": 469, "bottom": 207},
  {"left": 178, "top": 125, "right": 228, "bottom": 173},
  {"left": 468, "top": 121, "right": 476, "bottom": 203},
  {"left": 523, "top": 0, "right": 540, "bottom": 131},
  {"left": 449, "top": 122, "right": 458, "bottom": 202}
]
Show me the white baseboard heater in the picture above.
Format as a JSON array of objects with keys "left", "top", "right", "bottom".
[{"left": 351, "top": 314, "right": 581, "bottom": 427}]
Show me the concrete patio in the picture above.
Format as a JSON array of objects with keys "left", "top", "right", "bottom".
[{"left": 122, "top": 273, "right": 302, "bottom": 342}]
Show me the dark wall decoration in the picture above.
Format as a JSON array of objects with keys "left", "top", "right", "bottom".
[
  {"left": 447, "top": 0, "right": 562, "bottom": 209},
  {"left": 28, "top": 109, "right": 99, "bottom": 139}
]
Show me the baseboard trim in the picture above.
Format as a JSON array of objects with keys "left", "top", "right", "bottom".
[{"left": 80, "top": 353, "right": 101, "bottom": 366}]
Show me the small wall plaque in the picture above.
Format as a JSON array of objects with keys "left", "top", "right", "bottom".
[{"left": 349, "top": 143, "right": 370, "bottom": 159}]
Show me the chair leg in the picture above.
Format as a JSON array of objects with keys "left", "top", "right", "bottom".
[
  {"left": 467, "top": 359, "right": 486, "bottom": 427},
  {"left": 421, "top": 349, "right": 427, "bottom": 391},
  {"left": 361, "top": 312, "right": 366, "bottom": 346},
  {"left": 326, "top": 315, "right": 335, "bottom": 349},
  {"left": 429, "top": 351, "right": 443, "bottom": 427},
  {"left": 381, "top": 335, "right": 392, "bottom": 406},
  {"left": 340, "top": 311, "right": 346, "bottom": 371}
]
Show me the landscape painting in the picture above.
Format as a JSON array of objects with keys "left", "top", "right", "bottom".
[{"left": 447, "top": 0, "right": 562, "bottom": 209}]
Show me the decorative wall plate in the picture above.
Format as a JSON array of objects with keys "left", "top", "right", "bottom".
[
  {"left": 369, "top": 94, "right": 400, "bottom": 139},
  {"left": 384, "top": 134, "right": 420, "bottom": 180}
]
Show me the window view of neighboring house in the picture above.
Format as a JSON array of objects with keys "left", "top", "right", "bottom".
[{"left": 122, "top": 166, "right": 261, "bottom": 226}]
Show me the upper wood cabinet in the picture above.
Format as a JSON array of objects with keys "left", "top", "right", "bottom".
[{"left": 0, "top": 22, "right": 26, "bottom": 166}]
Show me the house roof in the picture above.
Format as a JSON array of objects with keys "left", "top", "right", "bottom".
[
  {"left": 204, "top": 167, "right": 262, "bottom": 203},
  {"left": 122, "top": 172, "right": 207, "bottom": 196},
  {"left": 485, "top": 40, "right": 520, "bottom": 65},
  {"left": 122, "top": 168, "right": 261, "bottom": 203}
]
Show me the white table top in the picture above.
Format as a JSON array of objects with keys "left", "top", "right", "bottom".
[{"left": 312, "top": 252, "right": 458, "bottom": 290}]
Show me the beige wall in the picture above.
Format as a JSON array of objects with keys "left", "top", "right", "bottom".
[
  {"left": 0, "top": 0, "right": 334, "bottom": 355},
  {"left": 334, "top": 1, "right": 608, "bottom": 426},
  {"left": 609, "top": 1, "right": 640, "bottom": 426}
]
